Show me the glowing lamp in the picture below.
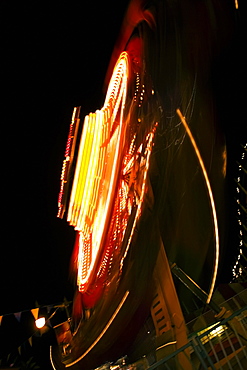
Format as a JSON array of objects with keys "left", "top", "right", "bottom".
[{"left": 35, "top": 317, "right": 46, "bottom": 329}]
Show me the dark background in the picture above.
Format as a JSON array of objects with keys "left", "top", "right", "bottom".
[
  {"left": 0, "top": 1, "right": 129, "bottom": 316},
  {"left": 0, "top": 0, "right": 245, "bottom": 318}
]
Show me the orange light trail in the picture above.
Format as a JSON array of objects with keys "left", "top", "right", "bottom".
[{"left": 176, "top": 108, "right": 219, "bottom": 304}]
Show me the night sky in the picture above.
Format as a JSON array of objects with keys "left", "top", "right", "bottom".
[
  {"left": 0, "top": 0, "right": 246, "bottom": 319},
  {"left": 0, "top": 1, "right": 129, "bottom": 316}
]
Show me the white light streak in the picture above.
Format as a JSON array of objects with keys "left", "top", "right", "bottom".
[
  {"left": 50, "top": 346, "right": 58, "bottom": 370},
  {"left": 176, "top": 109, "right": 219, "bottom": 304}
]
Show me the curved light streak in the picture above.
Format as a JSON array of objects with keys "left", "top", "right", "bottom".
[
  {"left": 176, "top": 108, "right": 219, "bottom": 304},
  {"left": 156, "top": 341, "right": 177, "bottom": 351},
  {"left": 65, "top": 291, "right": 129, "bottom": 367},
  {"left": 50, "top": 346, "right": 58, "bottom": 370}
]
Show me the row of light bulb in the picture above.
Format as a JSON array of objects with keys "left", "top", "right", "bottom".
[{"left": 232, "top": 143, "right": 246, "bottom": 280}]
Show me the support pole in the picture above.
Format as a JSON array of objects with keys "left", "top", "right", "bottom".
[{"left": 170, "top": 263, "right": 226, "bottom": 318}]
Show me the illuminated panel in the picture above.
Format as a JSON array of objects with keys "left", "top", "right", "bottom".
[
  {"left": 67, "top": 52, "right": 129, "bottom": 292},
  {"left": 176, "top": 108, "right": 219, "bottom": 304}
]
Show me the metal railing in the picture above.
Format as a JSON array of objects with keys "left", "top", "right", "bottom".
[
  {"left": 147, "top": 304, "right": 247, "bottom": 370},
  {"left": 94, "top": 290, "right": 247, "bottom": 370}
]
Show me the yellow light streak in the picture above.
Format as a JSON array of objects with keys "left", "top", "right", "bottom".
[
  {"left": 67, "top": 115, "right": 89, "bottom": 223},
  {"left": 156, "top": 341, "right": 177, "bottom": 351},
  {"left": 77, "top": 112, "right": 101, "bottom": 231},
  {"left": 176, "top": 109, "right": 219, "bottom": 304},
  {"left": 65, "top": 291, "right": 129, "bottom": 367}
]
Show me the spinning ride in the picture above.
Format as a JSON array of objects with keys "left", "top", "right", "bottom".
[
  {"left": 52, "top": 0, "right": 233, "bottom": 368},
  {"left": 57, "top": 50, "right": 158, "bottom": 308},
  {"left": 53, "top": 28, "right": 161, "bottom": 368}
]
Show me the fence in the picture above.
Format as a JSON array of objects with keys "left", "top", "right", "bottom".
[
  {"left": 94, "top": 290, "right": 247, "bottom": 370},
  {"left": 147, "top": 304, "right": 247, "bottom": 369}
]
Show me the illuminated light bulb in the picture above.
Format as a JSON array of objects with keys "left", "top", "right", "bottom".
[{"left": 35, "top": 317, "right": 46, "bottom": 329}]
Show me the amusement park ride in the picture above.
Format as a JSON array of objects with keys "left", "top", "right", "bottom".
[{"left": 51, "top": 0, "right": 244, "bottom": 369}]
